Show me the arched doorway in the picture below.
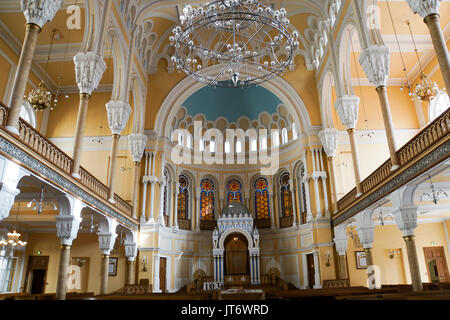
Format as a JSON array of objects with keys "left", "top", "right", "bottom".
[{"left": 224, "top": 233, "right": 249, "bottom": 275}]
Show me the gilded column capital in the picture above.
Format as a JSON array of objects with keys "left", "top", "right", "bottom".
[{"left": 21, "top": 0, "right": 63, "bottom": 29}]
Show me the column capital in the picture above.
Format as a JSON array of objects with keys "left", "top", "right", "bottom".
[
  {"left": 335, "top": 95, "right": 360, "bottom": 130},
  {"left": 98, "top": 232, "right": 118, "bottom": 255},
  {"left": 318, "top": 128, "right": 338, "bottom": 158},
  {"left": 21, "top": 0, "right": 63, "bottom": 28},
  {"left": 74, "top": 52, "right": 106, "bottom": 95},
  {"left": 393, "top": 206, "right": 418, "bottom": 237},
  {"left": 128, "top": 133, "right": 148, "bottom": 162},
  {"left": 106, "top": 100, "right": 132, "bottom": 136},
  {"left": 356, "top": 225, "right": 374, "bottom": 249},
  {"left": 406, "top": 0, "right": 440, "bottom": 19},
  {"left": 56, "top": 215, "right": 81, "bottom": 246},
  {"left": 333, "top": 224, "right": 348, "bottom": 256},
  {"left": 359, "top": 45, "right": 390, "bottom": 88},
  {"left": 124, "top": 242, "right": 138, "bottom": 262},
  {"left": 0, "top": 185, "right": 20, "bottom": 222}
]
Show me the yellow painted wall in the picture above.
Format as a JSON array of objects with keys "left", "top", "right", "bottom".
[{"left": 22, "top": 232, "right": 127, "bottom": 295}]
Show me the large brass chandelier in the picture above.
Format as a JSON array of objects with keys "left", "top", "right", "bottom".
[
  {"left": 27, "top": 81, "right": 53, "bottom": 112},
  {"left": 169, "top": 0, "right": 299, "bottom": 88},
  {"left": 0, "top": 230, "right": 27, "bottom": 248}
]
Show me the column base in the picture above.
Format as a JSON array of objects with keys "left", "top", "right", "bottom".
[
  {"left": 71, "top": 172, "right": 81, "bottom": 179},
  {"left": 391, "top": 165, "right": 400, "bottom": 171},
  {"left": 108, "top": 198, "right": 115, "bottom": 204},
  {"left": 5, "top": 126, "right": 19, "bottom": 136},
  {"left": 313, "top": 284, "right": 322, "bottom": 289}
]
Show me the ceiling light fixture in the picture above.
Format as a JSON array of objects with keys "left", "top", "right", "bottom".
[{"left": 170, "top": 0, "right": 299, "bottom": 88}]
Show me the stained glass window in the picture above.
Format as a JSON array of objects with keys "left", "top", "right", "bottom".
[
  {"left": 227, "top": 179, "right": 242, "bottom": 203},
  {"left": 200, "top": 179, "right": 215, "bottom": 221},
  {"left": 254, "top": 177, "right": 270, "bottom": 220},
  {"left": 177, "top": 174, "right": 189, "bottom": 219},
  {"left": 280, "top": 172, "right": 293, "bottom": 217}
]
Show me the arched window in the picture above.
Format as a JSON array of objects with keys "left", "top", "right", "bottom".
[
  {"left": 254, "top": 177, "right": 270, "bottom": 223},
  {"left": 292, "top": 123, "right": 298, "bottom": 140},
  {"left": 260, "top": 135, "right": 267, "bottom": 150},
  {"left": 19, "top": 101, "right": 36, "bottom": 128},
  {"left": 236, "top": 140, "right": 242, "bottom": 153},
  {"left": 272, "top": 131, "right": 280, "bottom": 147},
  {"left": 429, "top": 91, "right": 450, "bottom": 121},
  {"left": 282, "top": 128, "right": 288, "bottom": 144},
  {"left": 200, "top": 179, "right": 215, "bottom": 221},
  {"left": 224, "top": 140, "right": 231, "bottom": 153},
  {"left": 250, "top": 139, "right": 257, "bottom": 152},
  {"left": 177, "top": 175, "right": 190, "bottom": 228},
  {"left": 227, "top": 179, "right": 242, "bottom": 203},
  {"left": 279, "top": 172, "right": 293, "bottom": 228}
]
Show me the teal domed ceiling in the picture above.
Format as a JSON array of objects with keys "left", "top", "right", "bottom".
[{"left": 182, "top": 85, "right": 283, "bottom": 123}]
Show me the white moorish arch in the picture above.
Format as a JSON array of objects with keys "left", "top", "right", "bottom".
[{"left": 155, "top": 65, "right": 313, "bottom": 139}]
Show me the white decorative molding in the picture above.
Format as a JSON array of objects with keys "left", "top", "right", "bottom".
[
  {"left": 124, "top": 242, "right": 138, "bottom": 261},
  {"left": 0, "top": 184, "right": 20, "bottom": 222},
  {"left": 393, "top": 206, "right": 418, "bottom": 237},
  {"left": 21, "top": 0, "right": 63, "bottom": 28},
  {"left": 333, "top": 224, "right": 348, "bottom": 256},
  {"left": 319, "top": 128, "right": 338, "bottom": 158},
  {"left": 359, "top": 45, "right": 390, "bottom": 88},
  {"left": 55, "top": 215, "right": 81, "bottom": 246},
  {"left": 406, "top": 0, "right": 440, "bottom": 19},
  {"left": 106, "top": 100, "right": 132, "bottom": 136},
  {"left": 128, "top": 133, "right": 148, "bottom": 163},
  {"left": 73, "top": 52, "right": 106, "bottom": 95},
  {"left": 335, "top": 95, "right": 360, "bottom": 130},
  {"left": 98, "top": 232, "right": 118, "bottom": 255}
]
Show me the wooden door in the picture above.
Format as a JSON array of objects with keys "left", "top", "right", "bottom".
[
  {"left": 423, "top": 247, "right": 450, "bottom": 283},
  {"left": 307, "top": 254, "right": 315, "bottom": 289},
  {"left": 24, "top": 256, "right": 49, "bottom": 294},
  {"left": 160, "top": 257, "right": 167, "bottom": 293}
]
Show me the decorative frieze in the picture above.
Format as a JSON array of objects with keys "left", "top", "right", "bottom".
[
  {"left": 128, "top": 133, "right": 148, "bottom": 163},
  {"left": 406, "top": 0, "right": 440, "bottom": 18},
  {"left": 106, "top": 101, "right": 132, "bottom": 136},
  {"left": 21, "top": 0, "right": 63, "bottom": 28},
  {"left": 359, "top": 45, "right": 390, "bottom": 88},
  {"left": 319, "top": 128, "right": 338, "bottom": 158},
  {"left": 335, "top": 96, "right": 360, "bottom": 130},
  {"left": 74, "top": 52, "right": 106, "bottom": 95}
]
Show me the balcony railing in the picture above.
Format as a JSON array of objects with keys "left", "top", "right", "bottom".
[
  {"left": 336, "top": 108, "right": 450, "bottom": 216},
  {"left": 0, "top": 102, "right": 133, "bottom": 218}
]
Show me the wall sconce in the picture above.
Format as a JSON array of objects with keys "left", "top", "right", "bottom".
[
  {"left": 387, "top": 249, "right": 401, "bottom": 260},
  {"left": 141, "top": 256, "right": 148, "bottom": 272},
  {"left": 325, "top": 250, "right": 331, "bottom": 267}
]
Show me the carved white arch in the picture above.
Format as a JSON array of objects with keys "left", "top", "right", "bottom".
[{"left": 218, "top": 228, "right": 255, "bottom": 250}]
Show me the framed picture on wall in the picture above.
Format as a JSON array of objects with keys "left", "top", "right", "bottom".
[
  {"left": 109, "top": 257, "right": 118, "bottom": 276},
  {"left": 355, "top": 251, "right": 368, "bottom": 269}
]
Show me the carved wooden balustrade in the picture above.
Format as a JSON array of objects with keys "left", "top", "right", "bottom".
[
  {"left": 0, "top": 103, "right": 133, "bottom": 218},
  {"left": 178, "top": 218, "right": 191, "bottom": 230},
  {"left": 200, "top": 220, "right": 216, "bottom": 230},
  {"left": 279, "top": 215, "right": 294, "bottom": 228},
  {"left": 336, "top": 108, "right": 450, "bottom": 214}
]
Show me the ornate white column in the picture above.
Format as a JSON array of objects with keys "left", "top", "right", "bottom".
[
  {"left": 335, "top": 96, "right": 362, "bottom": 196},
  {"left": 71, "top": 52, "right": 106, "bottom": 178},
  {"left": 392, "top": 205, "right": 422, "bottom": 291},
  {"left": 195, "top": 190, "right": 201, "bottom": 231},
  {"left": 153, "top": 253, "right": 161, "bottom": 293},
  {"left": 302, "top": 173, "right": 313, "bottom": 222},
  {"left": 355, "top": 211, "right": 377, "bottom": 289},
  {"left": 157, "top": 154, "right": 166, "bottom": 226},
  {"left": 148, "top": 152, "right": 157, "bottom": 223},
  {"left": 124, "top": 242, "right": 137, "bottom": 285},
  {"left": 140, "top": 152, "right": 150, "bottom": 223},
  {"left": 406, "top": 0, "right": 450, "bottom": 91},
  {"left": 105, "top": 100, "right": 132, "bottom": 202},
  {"left": 319, "top": 128, "right": 338, "bottom": 213},
  {"left": 6, "top": 0, "right": 63, "bottom": 134},
  {"left": 333, "top": 224, "right": 349, "bottom": 279},
  {"left": 55, "top": 196, "right": 84, "bottom": 300},
  {"left": 312, "top": 249, "right": 322, "bottom": 289},
  {"left": 359, "top": 45, "right": 400, "bottom": 170},
  {"left": 129, "top": 133, "right": 147, "bottom": 219},
  {"left": 98, "top": 219, "right": 118, "bottom": 295}
]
